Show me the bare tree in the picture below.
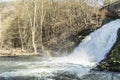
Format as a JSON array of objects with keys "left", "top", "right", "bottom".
[
  {"left": 0, "top": 9, "right": 2, "bottom": 48},
  {"left": 40, "top": 0, "right": 45, "bottom": 52},
  {"left": 17, "top": 18, "right": 24, "bottom": 51},
  {"left": 23, "top": 0, "right": 37, "bottom": 54},
  {"left": 32, "top": 0, "right": 37, "bottom": 54}
]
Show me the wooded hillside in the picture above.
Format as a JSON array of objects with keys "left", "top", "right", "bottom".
[{"left": 0, "top": 0, "right": 101, "bottom": 56}]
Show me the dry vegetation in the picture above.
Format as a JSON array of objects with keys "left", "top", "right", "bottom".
[{"left": 0, "top": 0, "right": 101, "bottom": 56}]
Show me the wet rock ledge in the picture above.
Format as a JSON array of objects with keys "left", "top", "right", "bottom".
[
  {"left": 97, "top": 1, "right": 120, "bottom": 72},
  {"left": 97, "top": 28, "right": 120, "bottom": 72}
]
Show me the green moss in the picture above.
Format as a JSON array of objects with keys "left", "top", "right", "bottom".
[{"left": 98, "top": 30, "right": 120, "bottom": 72}]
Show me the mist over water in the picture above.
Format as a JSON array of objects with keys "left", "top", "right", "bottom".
[{"left": 0, "top": 19, "right": 120, "bottom": 79}]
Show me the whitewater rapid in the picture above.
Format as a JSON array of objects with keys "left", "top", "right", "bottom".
[
  {"left": 0, "top": 19, "right": 120, "bottom": 79},
  {"left": 68, "top": 19, "right": 120, "bottom": 65}
]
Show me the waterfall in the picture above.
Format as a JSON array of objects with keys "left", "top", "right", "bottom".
[
  {"left": 0, "top": 19, "right": 120, "bottom": 79},
  {"left": 68, "top": 19, "right": 120, "bottom": 66}
]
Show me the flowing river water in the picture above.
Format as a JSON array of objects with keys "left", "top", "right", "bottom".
[{"left": 0, "top": 19, "right": 120, "bottom": 80}]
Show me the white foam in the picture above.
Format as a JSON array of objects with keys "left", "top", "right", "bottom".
[
  {"left": 0, "top": 19, "right": 120, "bottom": 78},
  {"left": 69, "top": 19, "right": 120, "bottom": 65}
]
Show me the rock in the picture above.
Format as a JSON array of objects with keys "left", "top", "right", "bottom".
[
  {"left": 97, "top": 1, "right": 120, "bottom": 72},
  {"left": 97, "top": 29, "right": 120, "bottom": 72},
  {"left": 98, "top": 1, "right": 120, "bottom": 25}
]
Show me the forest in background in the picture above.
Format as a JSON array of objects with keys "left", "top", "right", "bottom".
[
  {"left": 0, "top": 0, "right": 118, "bottom": 56},
  {"left": 0, "top": 0, "right": 101, "bottom": 56},
  {"left": 0, "top": 0, "right": 120, "bottom": 72}
]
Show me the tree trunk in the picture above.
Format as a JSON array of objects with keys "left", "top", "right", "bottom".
[
  {"left": 33, "top": 0, "right": 37, "bottom": 54},
  {"left": 23, "top": 0, "right": 37, "bottom": 54},
  {"left": 0, "top": 11, "right": 2, "bottom": 49},
  {"left": 17, "top": 18, "right": 24, "bottom": 51},
  {"left": 40, "top": 0, "right": 44, "bottom": 52}
]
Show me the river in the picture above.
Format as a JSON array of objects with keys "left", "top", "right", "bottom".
[{"left": 0, "top": 19, "right": 120, "bottom": 80}]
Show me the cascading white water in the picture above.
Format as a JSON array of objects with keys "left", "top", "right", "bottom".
[
  {"left": 68, "top": 19, "right": 120, "bottom": 65},
  {"left": 0, "top": 19, "right": 120, "bottom": 79}
]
